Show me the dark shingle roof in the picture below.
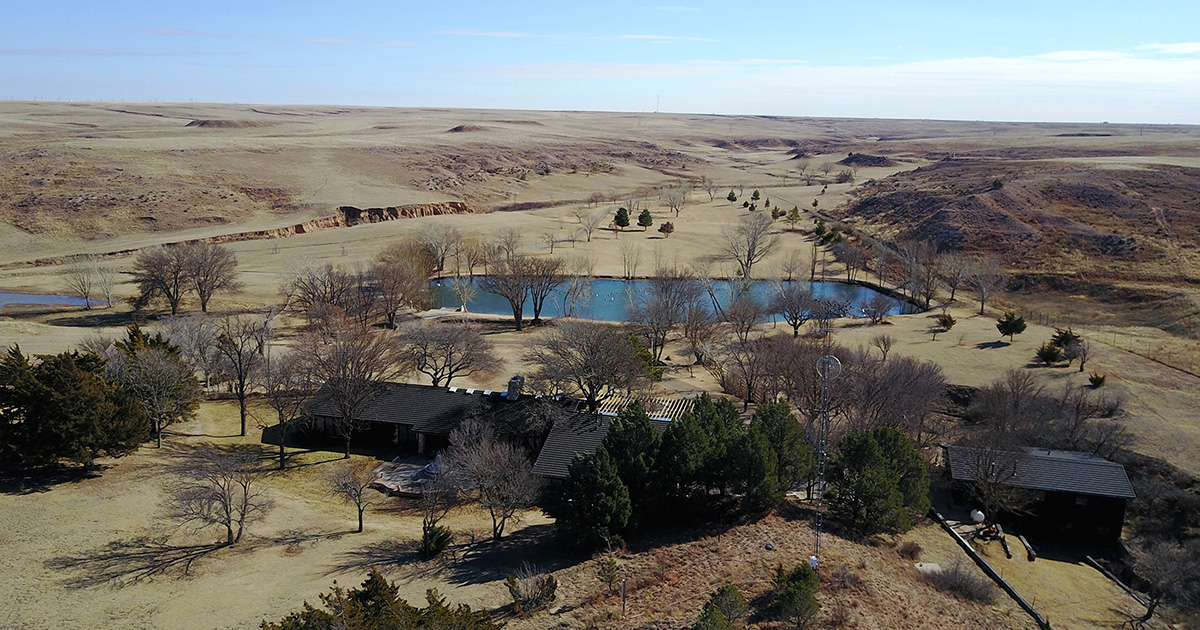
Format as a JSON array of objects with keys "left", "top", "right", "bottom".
[
  {"left": 306, "top": 382, "right": 541, "bottom": 436},
  {"left": 533, "top": 414, "right": 672, "bottom": 479},
  {"left": 945, "top": 445, "right": 1136, "bottom": 500}
]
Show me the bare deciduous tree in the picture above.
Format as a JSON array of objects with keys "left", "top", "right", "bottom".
[
  {"left": 860, "top": 293, "right": 892, "bottom": 325},
  {"left": 327, "top": 458, "right": 383, "bottom": 533},
  {"left": 779, "top": 248, "right": 807, "bottom": 282},
  {"left": 1129, "top": 540, "right": 1200, "bottom": 625},
  {"left": 419, "top": 225, "right": 461, "bottom": 273},
  {"left": 397, "top": 321, "right": 500, "bottom": 388},
  {"left": 706, "top": 335, "right": 778, "bottom": 410},
  {"left": 131, "top": 246, "right": 191, "bottom": 315},
  {"left": 94, "top": 263, "right": 117, "bottom": 308},
  {"left": 620, "top": 240, "right": 641, "bottom": 280},
  {"left": 898, "top": 240, "right": 940, "bottom": 310},
  {"left": 561, "top": 255, "right": 595, "bottom": 318},
  {"left": 213, "top": 313, "right": 270, "bottom": 437},
  {"left": 771, "top": 282, "right": 817, "bottom": 337},
  {"left": 281, "top": 264, "right": 356, "bottom": 326},
  {"left": 682, "top": 296, "right": 719, "bottom": 366},
  {"left": 526, "top": 257, "right": 565, "bottom": 325},
  {"left": 968, "top": 255, "right": 1007, "bottom": 316},
  {"left": 63, "top": 262, "right": 95, "bottom": 310},
  {"left": 480, "top": 255, "right": 532, "bottom": 331},
  {"left": 830, "top": 241, "right": 867, "bottom": 283},
  {"left": 698, "top": 175, "right": 718, "bottom": 202},
  {"left": 631, "top": 267, "right": 702, "bottom": 361},
  {"left": 660, "top": 185, "right": 690, "bottom": 217},
  {"left": 444, "top": 418, "right": 540, "bottom": 540},
  {"left": 107, "top": 346, "right": 202, "bottom": 448},
  {"left": 578, "top": 209, "right": 607, "bottom": 243},
  {"left": 299, "top": 320, "right": 403, "bottom": 458},
  {"left": 161, "top": 314, "right": 219, "bottom": 385},
  {"left": 724, "top": 291, "right": 764, "bottom": 344},
  {"left": 722, "top": 213, "right": 779, "bottom": 279},
  {"left": 938, "top": 252, "right": 971, "bottom": 302},
  {"left": 524, "top": 320, "right": 646, "bottom": 412},
  {"left": 870, "top": 333, "right": 894, "bottom": 362},
  {"left": 495, "top": 227, "right": 523, "bottom": 260},
  {"left": 184, "top": 242, "right": 242, "bottom": 313},
  {"left": 260, "top": 349, "right": 314, "bottom": 470},
  {"left": 450, "top": 276, "right": 477, "bottom": 313},
  {"left": 372, "top": 259, "right": 431, "bottom": 329},
  {"left": 167, "top": 444, "right": 272, "bottom": 545}
]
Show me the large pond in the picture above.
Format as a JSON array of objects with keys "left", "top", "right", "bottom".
[
  {"left": 430, "top": 277, "right": 916, "bottom": 322},
  {"left": 0, "top": 292, "right": 101, "bottom": 308}
]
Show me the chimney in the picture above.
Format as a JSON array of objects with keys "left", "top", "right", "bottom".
[{"left": 506, "top": 375, "right": 525, "bottom": 401}]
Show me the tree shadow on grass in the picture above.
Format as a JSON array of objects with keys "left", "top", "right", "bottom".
[
  {"left": 330, "top": 538, "right": 440, "bottom": 579},
  {"left": 443, "top": 523, "right": 584, "bottom": 586},
  {"left": 976, "top": 340, "right": 1009, "bottom": 350},
  {"left": 45, "top": 536, "right": 227, "bottom": 588},
  {"left": 46, "top": 310, "right": 141, "bottom": 328},
  {"left": 0, "top": 464, "right": 106, "bottom": 495},
  {"left": 332, "top": 523, "right": 583, "bottom": 587}
]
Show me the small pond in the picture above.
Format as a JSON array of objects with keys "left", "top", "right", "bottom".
[
  {"left": 0, "top": 292, "right": 103, "bottom": 308},
  {"left": 430, "top": 277, "right": 916, "bottom": 322}
]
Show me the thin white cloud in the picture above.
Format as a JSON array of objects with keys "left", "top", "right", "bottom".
[
  {"left": 304, "top": 38, "right": 359, "bottom": 46},
  {"left": 1034, "top": 50, "right": 1130, "bottom": 62},
  {"left": 617, "top": 34, "right": 715, "bottom": 43},
  {"left": 475, "top": 48, "right": 1200, "bottom": 122},
  {"left": 141, "top": 28, "right": 253, "bottom": 40},
  {"left": 1139, "top": 42, "right": 1200, "bottom": 55},
  {"left": 438, "top": 29, "right": 529, "bottom": 38},
  {"left": 0, "top": 47, "right": 209, "bottom": 57},
  {"left": 489, "top": 62, "right": 734, "bottom": 80}
]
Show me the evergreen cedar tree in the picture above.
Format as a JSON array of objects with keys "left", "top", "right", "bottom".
[
  {"left": 826, "top": 427, "right": 929, "bottom": 537},
  {"left": 637, "top": 209, "right": 654, "bottom": 229},
  {"left": 775, "top": 563, "right": 820, "bottom": 626},
  {"left": 551, "top": 395, "right": 815, "bottom": 550},
  {"left": 260, "top": 569, "right": 500, "bottom": 630},
  {"left": 657, "top": 221, "right": 675, "bottom": 237},
  {"left": 614, "top": 207, "right": 630, "bottom": 230},
  {"left": 727, "top": 190, "right": 737, "bottom": 203},
  {"left": 996, "top": 312, "right": 1027, "bottom": 342},
  {"left": 0, "top": 346, "right": 148, "bottom": 470}
]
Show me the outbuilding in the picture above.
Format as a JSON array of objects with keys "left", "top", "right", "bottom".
[{"left": 945, "top": 445, "right": 1136, "bottom": 544}]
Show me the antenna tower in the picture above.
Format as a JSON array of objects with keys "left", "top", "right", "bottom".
[{"left": 812, "top": 353, "right": 841, "bottom": 568}]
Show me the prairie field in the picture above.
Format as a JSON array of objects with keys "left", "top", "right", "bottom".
[{"left": 1, "top": 102, "right": 1198, "bottom": 628}]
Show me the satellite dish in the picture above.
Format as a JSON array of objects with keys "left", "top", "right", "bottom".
[
  {"left": 817, "top": 355, "right": 842, "bottom": 379},
  {"left": 970, "top": 509, "right": 986, "bottom": 524}
]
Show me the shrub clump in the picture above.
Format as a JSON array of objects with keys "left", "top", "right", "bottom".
[
  {"left": 775, "top": 563, "right": 820, "bottom": 627},
  {"left": 505, "top": 562, "right": 557, "bottom": 616},
  {"left": 897, "top": 541, "right": 923, "bottom": 560},
  {"left": 922, "top": 561, "right": 999, "bottom": 604},
  {"left": 421, "top": 524, "right": 453, "bottom": 558}
]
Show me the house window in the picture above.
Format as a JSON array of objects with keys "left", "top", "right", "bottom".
[{"left": 1075, "top": 496, "right": 1089, "bottom": 507}]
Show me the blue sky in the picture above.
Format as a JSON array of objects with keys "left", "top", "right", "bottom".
[{"left": 3, "top": 1, "right": 1198, "bottom": 123}]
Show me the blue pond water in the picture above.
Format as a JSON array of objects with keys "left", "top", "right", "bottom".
[
  {"left": 430, "top": 277, "right": 915, "bottom": 322},
  {"left": 0, "top": 292, "right": 102, "bottom": 308}
]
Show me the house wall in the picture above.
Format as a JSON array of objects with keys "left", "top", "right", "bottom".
[{"left": 1031, "top": 491, "right": 1127, "bottom": 544}]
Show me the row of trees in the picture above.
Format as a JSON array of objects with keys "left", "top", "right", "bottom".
[
  {"left": 0, "top": 323, "right": 205, "bottom": 471},
  {"left": 131, "top": 242, "right": 241, "bottom": 315},
  {"left": 549, "top": 397, "right": 814, "bottom": 550}
]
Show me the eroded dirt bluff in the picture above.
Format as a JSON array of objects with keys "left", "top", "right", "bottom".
[
  {"left": 336, "top": 202, "right": 484, "bottom": 225},
  {"left": 834, "top": 159, "right": 1200, "bottom": 283}
]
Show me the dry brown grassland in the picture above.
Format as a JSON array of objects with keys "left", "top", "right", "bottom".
[{"left": 1, "top": 102, "right": 1198, "bottom": 629}]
